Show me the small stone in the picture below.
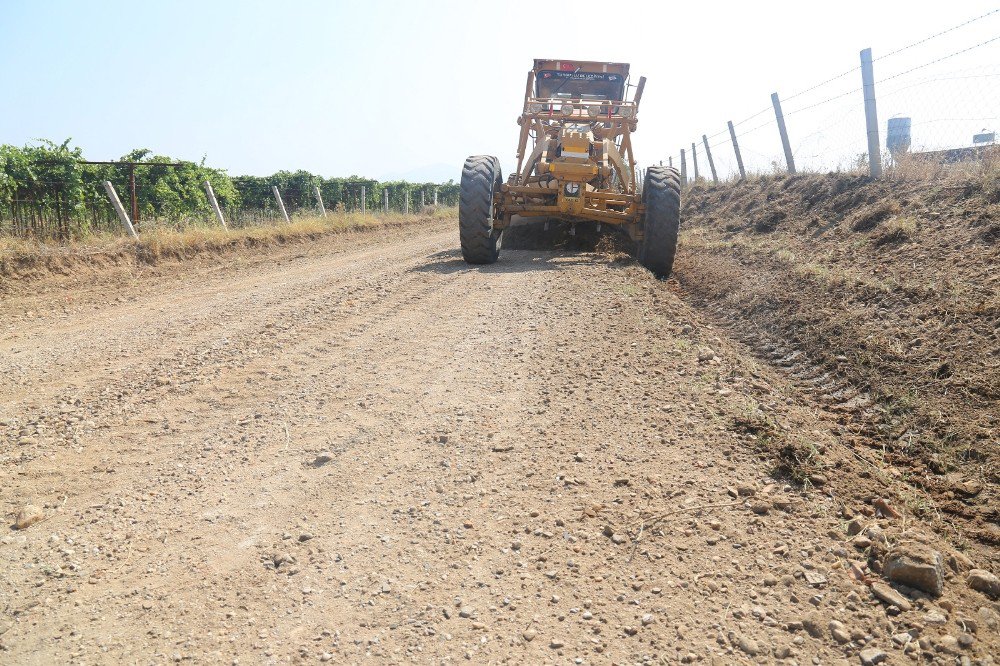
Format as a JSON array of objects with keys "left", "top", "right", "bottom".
[
  {"left": 924, "top": 610, "right": 948, "bottom": 625},
  {"left": 751, "top": 501, "right": 770, "bottom": 515},
  {"left": 511, "top": 540, "right": 521, "bottom": 551},
  {"left": 859, "top": 647, "right": 887, "bottom": 666},
  {"left": 737, "top": 484, "right": 756, "bottom": 497},
  {"left": 311, "top": 453, "right": 333, "bottom": 467},
  {"left": 883, "top": 542, "right": 944, "bottom": 596},
  {"left": 611, "top": 533, "right": 626, "bottom": 545},
  {"left": 737, "top": 635, "right": 759, "bottom": 656},
  {"left": 808, "top": 473, "right": 827, "bottom": 487},
  {"left": 319, "top": 653, "right": 332, "bottom": 662},
  {"left": 802, "top": 613, "right": 824, "bottom": 638},
  {"left": 948, "top": 550, "right": 974, "bottom": 573},
  {"left": 846, "top": 519, "right": 864, "bottom": 536},
  {"left": 957, "top": 633, "right": 975, "bottom": 648},
  {"left": 829, "top": 620, "right": 850, "bottom": 644},
  {"left": 937, "top": 634, "right": 960, "bottom": 654},
  {"left": 13, "top": 504, "right": 45, "bottom": 530},
  {"left": 870, "top": 582, "right": 913, "bottom": 611},
  {"left": 966, "top": 569, "right": 999, "bottom": 599},
  {"left": 298, "top": 533, "right": 314, "bottom": 542},
  {"left": 623, "top": 626, "right": 638, "bottom": 636},
  {"left": 522, "top": 629, "right": 536, "bottom": 642},
  {"left": 891, "top": 632, "right": 912, "bottom": 646},
  {"left": 641, "top": 614, "right": 654, "bottom": 626},
  {"left": 549, "top": 638, "right": 564, "bottom": 649},
  {"left": 804, "top": 570, "right": 827, "bottom": 587}
]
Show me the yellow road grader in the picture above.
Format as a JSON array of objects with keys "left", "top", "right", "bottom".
[{"left": 459, "top": 59, "right": 681, "bottom": 277}]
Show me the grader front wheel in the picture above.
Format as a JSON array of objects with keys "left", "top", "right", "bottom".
[
  {"left": 459, "top": 156, "right": 503, "bottom": 264},
  {"left": 638, "top": 166, "right": 681, "bottom": 278}
]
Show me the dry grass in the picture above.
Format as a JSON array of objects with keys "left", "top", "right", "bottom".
[{"left": 0, "top": 208, "right": 456, "bottom": 278}]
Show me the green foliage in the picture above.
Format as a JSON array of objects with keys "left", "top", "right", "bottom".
[{"left": 0, "top": 139, "right": 460, "bottom": 239}]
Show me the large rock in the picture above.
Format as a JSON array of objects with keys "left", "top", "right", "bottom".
[
  {"left": 883, "top": 542, "right": 944, "bottom": 597},
  {"left": 966, "top": 569, "right": 999, "bottom": 599}
]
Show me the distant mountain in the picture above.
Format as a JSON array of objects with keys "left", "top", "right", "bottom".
[{"left": 380, "top": 163, "right": 459, "bottom": 184}]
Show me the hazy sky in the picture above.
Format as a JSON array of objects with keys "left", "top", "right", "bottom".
[{"left": 2, "top": 1, "right": 997, "bottom": 181}]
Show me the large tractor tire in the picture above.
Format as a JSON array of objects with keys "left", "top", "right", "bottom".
[
  {"left": 459, "top": 156, "right": 503, "bottom": 264},
  {"left": 638, "top": 166, "right": 681, "bottom": 278}
]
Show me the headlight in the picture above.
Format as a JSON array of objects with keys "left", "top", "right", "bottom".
[
  {"left": 587, "top": 105, "right": 600, "bottom": 117},
  {"left": 560, "top": 103, "right": 574, "bottom": 116},
  {"left": 527, "top": 102, "right": 543, "bottom": 114},
  {"left": 619, "top": 106, "right": 635, "bottom": 119}
]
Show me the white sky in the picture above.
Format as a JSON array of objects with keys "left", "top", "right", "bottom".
[{"left": 2, "top": 0, "right": 997, "bottom": 181}]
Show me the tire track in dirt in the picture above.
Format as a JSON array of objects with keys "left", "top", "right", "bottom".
[{"left": 2, "top": 226, "right": 998, "bottom": 664}]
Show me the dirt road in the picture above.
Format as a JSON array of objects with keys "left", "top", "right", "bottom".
[{"left": 2, "top": 220, "right": 997, "bottom": 664}]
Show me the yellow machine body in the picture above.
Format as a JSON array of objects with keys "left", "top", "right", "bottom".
[{"left": 496, "top": 59, "right": 647, "bottom": 238}]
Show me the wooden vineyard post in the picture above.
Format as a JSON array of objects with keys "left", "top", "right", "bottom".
[
  {"left": 103, "top": 180, "right": 139, "bottom": 239},
  {"left": 383, "top": 188, "right": 389, "bottom": 213},
  {"left": 361, "top": 186, "right": 366, "bottom": 214},
  {"left": 204, "top": 181, "right": 228, "bottom": 229}
]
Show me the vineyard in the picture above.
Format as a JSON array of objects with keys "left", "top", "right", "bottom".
[{"left": 0, "top": 139, "right": 460, "bottom": 239}]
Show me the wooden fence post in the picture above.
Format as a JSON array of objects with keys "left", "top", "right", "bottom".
[
  {"left": 404, "top": 191, "right": 409, "bottom": 215},
  {"left": 728, "top": 121, "right": 747, "bottom": 180},
  {"left": 421, "top": 190, "right": 425, "bottom": 209},
  {"left": 314, "top": 185, "right": 327, "bottom": 217},
  {"left": 771, "top": 92, "right": 796, "bottom": 174},
  {"left": 680, "top": 149, "right": 687, "bottom": 185},
  {"left": 272, "top": 185, "right": 290, "bottom": 222},
  {"left": 203, "top": 181, "right": 228, "bottom": 230},
  {"left": 860, "top": 48, "right": 882, "bottom": 178},
  {"left": 691, "top": 142, "right": 699, "bottom": 181},
  {"left": 702, "top": 135, "right": 719, "bottom": 184},
  {"left": 383, "top": 188, "right": 389, "bottom": 213},
  {"left": 103, "top": 181, "right": 139, "bottom": 239},
  {"left": 361, "top": 185, "right": 366, "bottom": 214},
  {"left": 434, "top": 189, "right": 438, "bottom": 206}
]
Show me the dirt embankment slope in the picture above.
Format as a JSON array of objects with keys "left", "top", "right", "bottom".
[{"left": 676, "top": 171, "right": 999, "bottom": 547}]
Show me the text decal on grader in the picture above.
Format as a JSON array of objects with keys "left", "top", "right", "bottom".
[{"left": 458, "top": 59, "right": 681, "bottom": 277}]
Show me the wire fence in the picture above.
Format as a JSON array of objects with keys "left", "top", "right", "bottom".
[
  {"left": 0, "top": 149, "right": 461, "bottom": 240},
  {"left": 654, "top": 9, "right": 1000, "bottom": 183}
]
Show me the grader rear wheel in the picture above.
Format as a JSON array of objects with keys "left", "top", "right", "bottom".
[
  {"left": 459, "top": 156, "right": 503, "bottom": 264},
  {"left": 638, "top": 166, "right": 681, "bottom": 278}
]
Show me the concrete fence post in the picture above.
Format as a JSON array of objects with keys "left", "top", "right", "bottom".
[
  {"left": 272, "top": 186, "right": 290, "bottom": 223},
  {"left": 728, "top": 121, "right": 747, "bottom": 180},
  {"left": 103, "top": 180, "right": 138, "bottom": 239},
  {"left": 204, "top": 181, "right": 227, "bottom": 230},
  {"left": 860, "top": 48, "right": 882, "bottom": 179},
  {"left": 702, "top": 135, "right": 719, "bottom": 185},
  {"left": 771, "top": 92, "right": 796, "bottom": 174},
  {"left": 314, "top": 185, "right": 327, "bottom": 217}
]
